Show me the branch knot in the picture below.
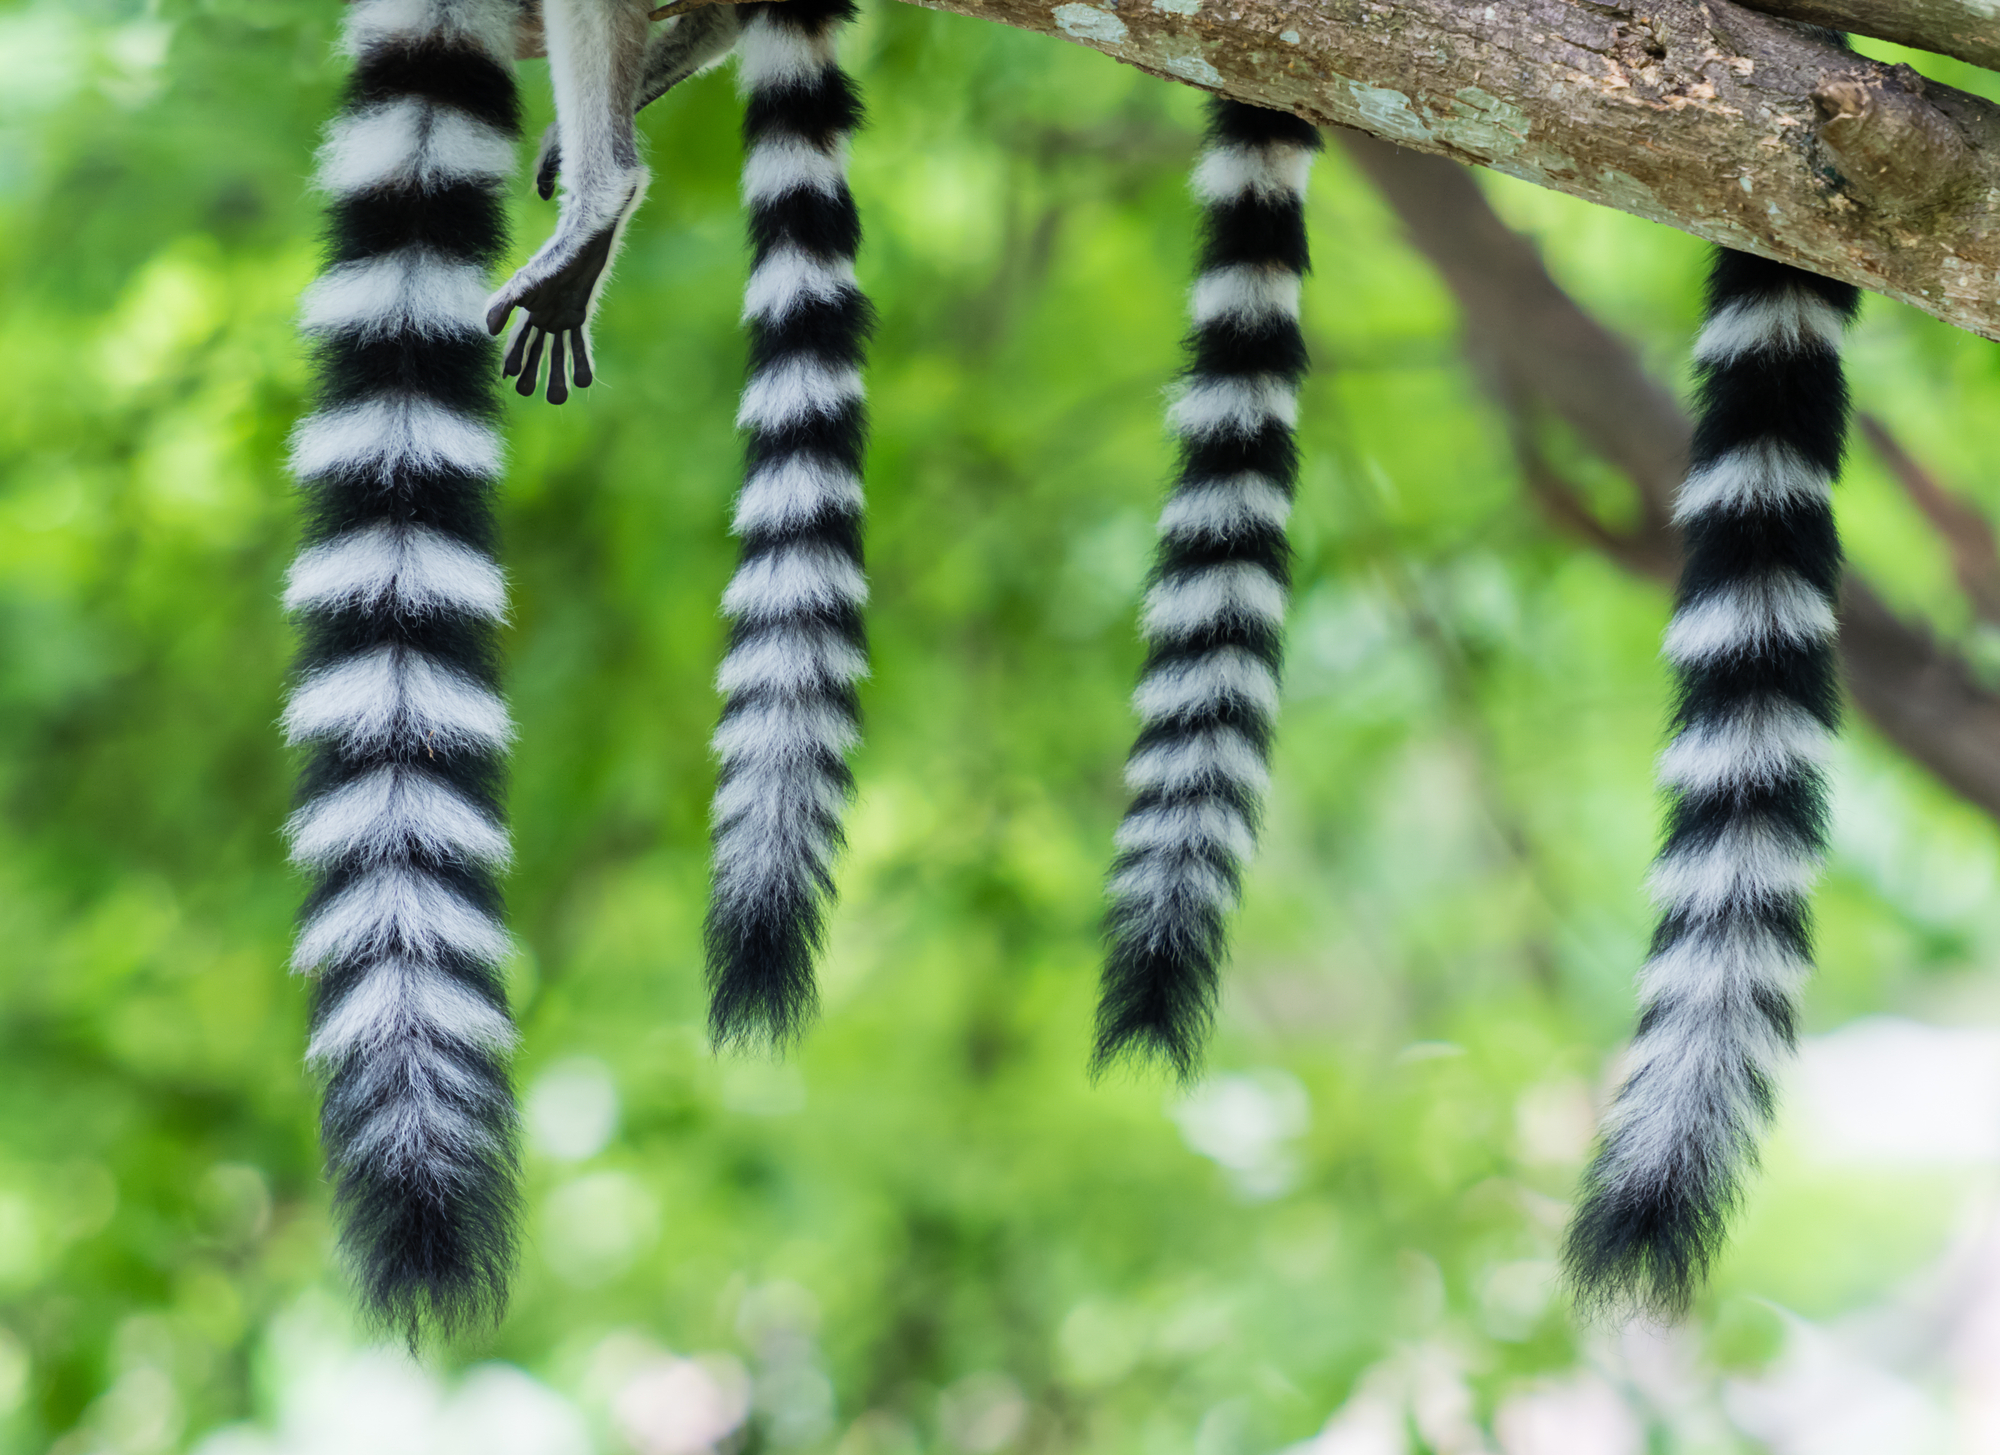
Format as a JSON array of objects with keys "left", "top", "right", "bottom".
[{"left": 1812, "top": 65, "right": 1973, "bottom": 217}]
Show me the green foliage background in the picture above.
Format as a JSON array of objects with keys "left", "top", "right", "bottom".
[{"left": 6, "top": 2, "right": 2000, "bottom": 1451}]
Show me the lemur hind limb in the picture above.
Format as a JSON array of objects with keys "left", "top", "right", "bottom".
[
  {"left": 486, "top": 0, "right": 743, "bottom": 403},
  {"left": 530, "top": 6, "right": 745, "bottom": 205}
]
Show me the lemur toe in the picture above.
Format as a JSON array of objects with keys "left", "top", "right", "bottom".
[
  {"left": 501, "top": 321, "right": 591, "bottom": 405},
  {"left": 548, "top": 334, "right": 571, "bottom": 405},
  {"left": 514, "top": 328, "right": 548, "bottom": 398},
  {"left": 486, "top": 292, "right": 519, "bottom": 338},
  {"left": 501, "top": 320, "right": 532, "bottom": 377}
]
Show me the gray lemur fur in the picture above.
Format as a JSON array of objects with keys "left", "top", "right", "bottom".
[{"left": 534, "top": 7, "right": 743, "bottom": 200}]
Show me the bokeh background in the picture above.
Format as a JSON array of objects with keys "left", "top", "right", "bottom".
[{"left": 9, "top": 2, "right": 2000, "bottom": 1451}]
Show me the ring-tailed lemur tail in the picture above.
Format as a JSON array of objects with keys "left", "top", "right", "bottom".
[
  {"left": 705, "top": 0, "right": 874, "bottom": 1047},
  {"left": 284, "top": 0, "right": 524, "bottom": 1339},
  {"left": 1094, "top": 99, "right": 1321, "bottom": 1079},
  {"left": 1564, "top": 249, "right": 1859, "bottom": 1317}
]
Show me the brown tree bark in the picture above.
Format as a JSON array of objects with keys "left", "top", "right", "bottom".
[
  {"left": 1746, "top": 0, "right": 2000, "bottom": 71},
  {"left": 895, "top": 0, "right": 2000, "bottom": 340}
]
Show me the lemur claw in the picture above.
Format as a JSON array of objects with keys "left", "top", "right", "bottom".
[{"left": 487, "top": 211, "right": 625, "bottom": 405}]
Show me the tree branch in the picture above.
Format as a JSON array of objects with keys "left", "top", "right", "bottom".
[
  {"left": 1337, "top": 129, "right": 2000, "bottom": 825},
  {"left": 1738, "top": 0, "right": 2000, "bottom": 73},
  {"left": 896, "top": 0, "right": 2000, "bottom": 339},
  {"left": 1859, "top": 412, "right": 2000, "bottom": 627}
]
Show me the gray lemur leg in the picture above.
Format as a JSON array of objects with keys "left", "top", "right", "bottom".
[
  {"left": 533, "top": 6, "right": 743, "bottom": 201},
  {"left": 635, "top": 6, "right": 744, "bottom": 110},
  {"left": 486, "top": 0, "right": 653, "bottom": 404}
]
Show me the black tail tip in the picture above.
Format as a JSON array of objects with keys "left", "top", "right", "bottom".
[
  {"left": 1088, "top": 1013, "right": 1207, "bottom": 1086},
  {"left": 704, "top": 910, "right": 825, "bottom": 1052},
  {"left": 361, "top": 1272, "right": 513, "bottom": 1356},
  {"left": 337, "top": 1175, "right": 519, "bottom": 1350},
  {"left": 706, "top": 983, "right": 822, "bottom": 1052},
  {"left": 1560, "top": 1178, "right": 1728, "bottom": 1324},
  {"left": 1090, "top": 938, "right": 1220, "bottom": 1085}
]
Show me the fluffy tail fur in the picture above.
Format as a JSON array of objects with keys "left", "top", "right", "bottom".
[
  {"left": 705, "top": 0, "right": 874, "bottom": 1046},
  {"left": 1094, "top": 99, "right": 1321, "bottom": 1078},
  {"left": 1564, "top": 250, "right": 1859, "bottom": 1317},
  {"left": 285, "top": 0, "right": 523, "bottom": 1339}
]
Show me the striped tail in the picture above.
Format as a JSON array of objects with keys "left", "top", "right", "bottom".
[
  {"left": 284, "top": 0, "right": 523, "bottom": 1339},
  {"left": 1564, "top": 250, "right": 1859, "bottom": 1317},
  {"left": 1094, "top": 99, "right": 1321, "bottom": 1078},
  {"left": 705, "top": 0, "right": 874, "bottom": 1047}
]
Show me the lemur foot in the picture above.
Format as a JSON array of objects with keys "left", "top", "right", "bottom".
[
  {"left": 486, "top": 226, "right": 615, "bottom": 405},
  {"left": 485, "top": 180, "right": 641, "bottom": 405}
]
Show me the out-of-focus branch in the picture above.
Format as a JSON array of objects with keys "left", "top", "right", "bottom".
[
  {"left": 1859, "top": 412, "right": 2000, "bottom": 628},
  {"left": 1739, "top": 0, "right": 2000, "bottom": 72},
  {"left": 1509, "top": 423, "right": 1678, "bottom": 582},
  {"left": 1338, "top": 131, "right": 1684, "bottom": 560},
  {"left": 1340, "top": 128, "right": 2000, "bottom": 825}
]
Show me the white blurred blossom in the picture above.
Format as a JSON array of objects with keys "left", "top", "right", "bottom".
[
  {"left": 938, "top": 1373, "right": 1027, "bottom": 1454},
  {"left": 525, "top": 1057, "right": 621, "bottom": 1162},
  {"left": 1170, "top": 1069, "right": 1310, "bottom": 1199},
  {"left": 542, "top": 1170, "right": 659, "bottom": 1286},
  {"left": 736, "top": 1280, "right": 821, "bottom": 1363},
  {"left": 1724, "top": 1319, "right": 1945, "bottom": 1455},
  {"left": 612, "top": 1354, "right": 751, "bottom": 1455},
  {"left": 759, "top": 1364, "right": 836, "bottom": 1448},
  {"left": 1493, "top": 1375, "right": 1641, "bottom": 1455},
  {"left": 187, "top": 1345, "right": 586, "bottom": 1455},
  {"left": 1792, "top": 1018, "right": 2000, "bottom": 1167},
  {"left": 1280, "top": 1381, "right": 1407, "bottom": 1455}
]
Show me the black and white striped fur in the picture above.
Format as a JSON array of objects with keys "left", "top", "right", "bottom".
[
  {"left": 1564, "top": 250, "right": 1859, "bottom": 1316},
  {"left": 704, "top": 0, "right": 874, "bottom": 1047},
  {"left": 1094, "top": 100, "right": 1320, "bottom": 1078},
  {"left": 286, "top": 0, "right": 524, "bottom": 1339}
]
